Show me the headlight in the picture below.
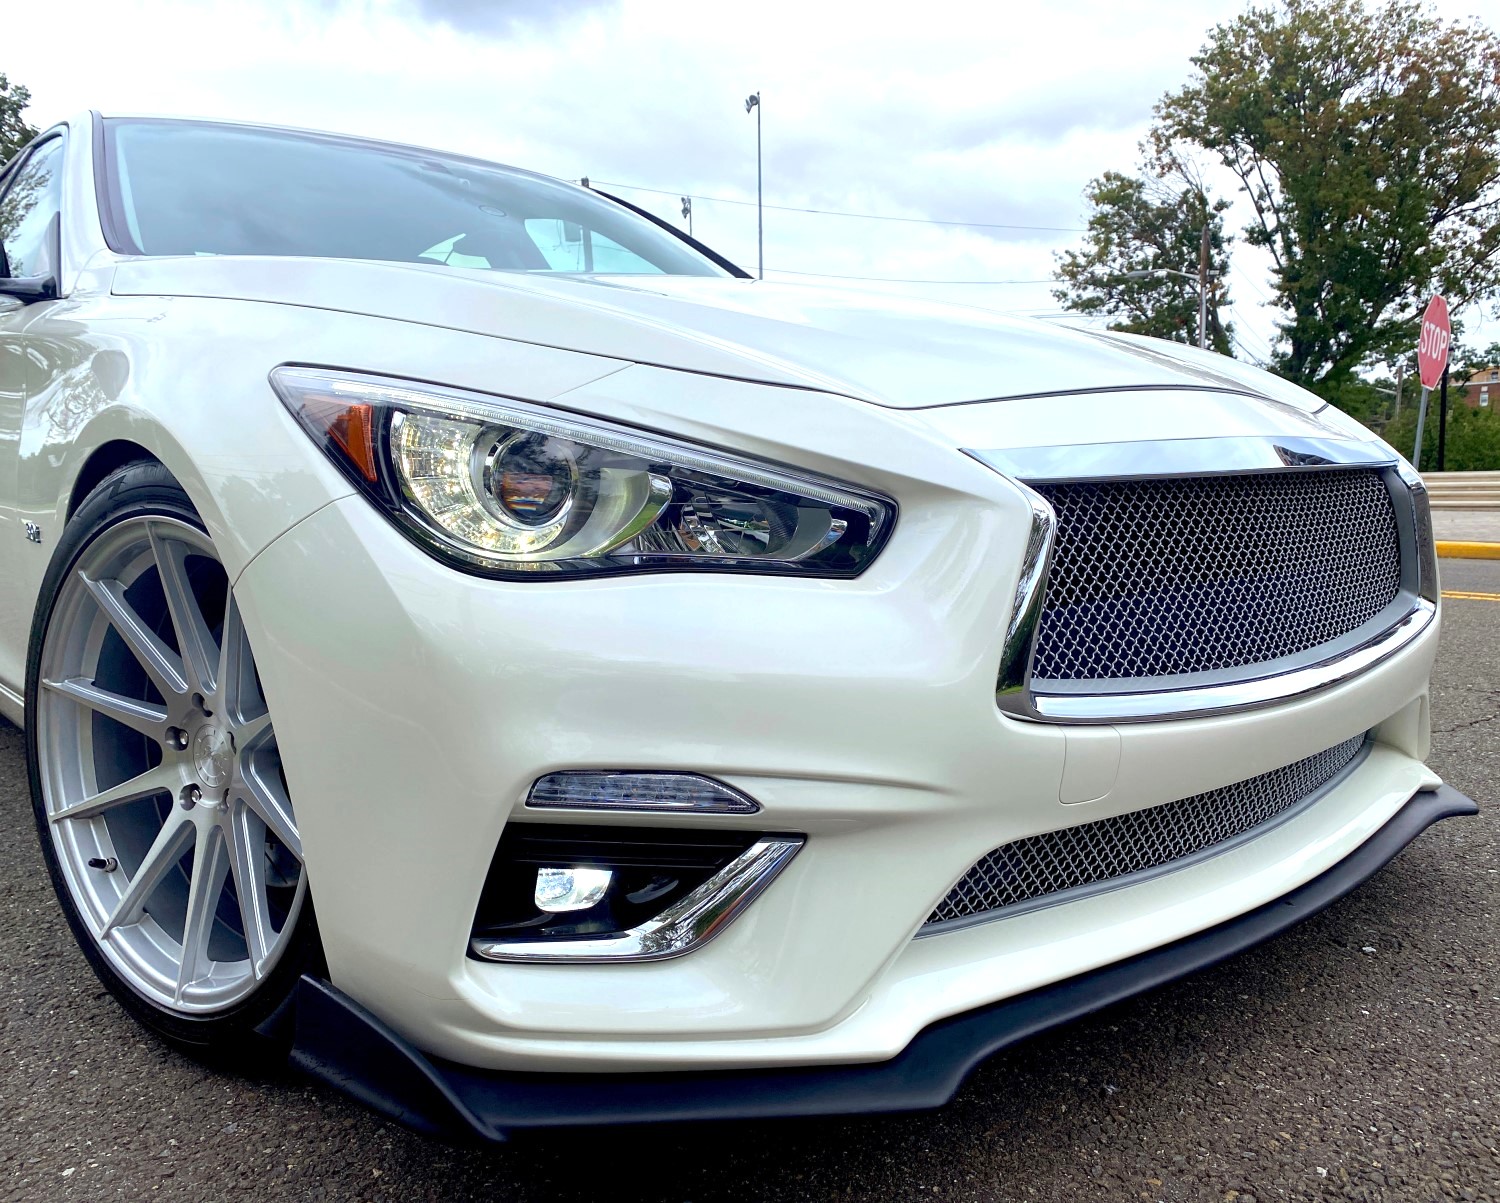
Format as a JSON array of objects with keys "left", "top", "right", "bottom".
[{"left": 271, "top": 367, "right": 893, "bottom": 578}]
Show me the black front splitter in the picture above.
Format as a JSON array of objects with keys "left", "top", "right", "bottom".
[{"left": 287, "top": 784, "right": 1477, "bottom": 1142}]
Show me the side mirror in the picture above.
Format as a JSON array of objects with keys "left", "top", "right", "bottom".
[
  {"left": 0, "top": 210, "right": 60, "bottom": 304},
  {"left": 0, "top": 274, "right": 58, "bottom": 303}
]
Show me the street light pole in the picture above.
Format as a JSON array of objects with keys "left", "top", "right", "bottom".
[
  {"left": 745, "top": 91, "right": 762, "bottom": 279},
  {"left": 1119, "top": 266, "right": 1217, "bottom": 350}
]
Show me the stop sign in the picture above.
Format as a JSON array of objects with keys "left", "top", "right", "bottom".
[{"left": 1417, "top": 294, "right": 1451, "bottom": 389}]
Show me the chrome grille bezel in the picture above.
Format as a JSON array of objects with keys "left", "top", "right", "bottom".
[
  {"left": 970, "top": 435, "right": 1436, "bottom": 724},
  {"left": 922, "top": 734, "right": 1370, "bottom": 933}
]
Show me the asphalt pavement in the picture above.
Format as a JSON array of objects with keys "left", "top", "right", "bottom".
[{"left": 2, "top": 561, "right": 1498, "bottom": 1202}]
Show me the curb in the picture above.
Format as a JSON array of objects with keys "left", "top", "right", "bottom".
[{"left": 1436, "top": 541, "right": 1500, "bottom": 560}]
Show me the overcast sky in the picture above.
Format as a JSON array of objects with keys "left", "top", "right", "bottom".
[{"left": 9, "top": 0, "right": 1500, "bottom": 363}]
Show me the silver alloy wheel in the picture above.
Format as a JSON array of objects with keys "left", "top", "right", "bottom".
[{"left": 36, "top": 516, "right": 305, "bottom": 1014}]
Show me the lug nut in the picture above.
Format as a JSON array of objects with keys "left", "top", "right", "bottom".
[
  {"left": 165, "top": 727, "right": 189, "bottom": 751},
  {"left": 179, "top": 783, "right": 202, "bottom": 810}
]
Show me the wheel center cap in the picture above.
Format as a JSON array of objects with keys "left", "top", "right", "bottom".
[{"left": 192, "top": 725, "right": 234, "bottom": 789}]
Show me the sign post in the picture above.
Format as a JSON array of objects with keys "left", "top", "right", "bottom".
[{"left": 1412, "top": 294, "right": 1451, "bottom": 470}]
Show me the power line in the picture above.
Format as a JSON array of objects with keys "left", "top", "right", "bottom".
[
  {"left": 765, "top": 267, "right": 1058, "bottom": 284},
  {"left": 1232, "top": 332, "right": 1272, "bottom": 363},
  {"left": 1232, "top": 318, "right": 1276, "bottom": 358},
  {"left": 1230, "top": 263, "right": 1276, "bottom": 305},
  {"left": 589, "top": 179, "right": 1086, "bottom": 234}
]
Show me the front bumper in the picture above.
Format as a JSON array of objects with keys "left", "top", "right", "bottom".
[
  {"left": 237, "top": 466, "right": 1447, "bottom": 1074},
  {"left": 283, "top": 784, "right": 1476, "bottom": 1139}
]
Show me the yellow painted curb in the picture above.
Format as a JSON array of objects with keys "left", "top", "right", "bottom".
[{"left": 1436, "top": 540, "right": 1500, "bottom": 560}]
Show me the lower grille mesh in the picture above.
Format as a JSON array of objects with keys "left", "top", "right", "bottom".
[{"left": 925, "top": 735, "right": 1367, "bottom": 928}]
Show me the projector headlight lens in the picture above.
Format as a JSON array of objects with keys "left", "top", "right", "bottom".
[{"left": 274, "top": 367, "right": 892, "bottom": 578}]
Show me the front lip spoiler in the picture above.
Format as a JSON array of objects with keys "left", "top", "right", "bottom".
[{"left": 286, "top": 784, "right": 1477, "bottom": 1142}]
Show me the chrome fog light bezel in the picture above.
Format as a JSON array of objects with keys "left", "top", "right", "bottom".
[{"left": 471, "top": 834, "right": 804, "bottom": 964}]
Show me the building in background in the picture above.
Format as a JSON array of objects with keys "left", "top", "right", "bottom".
[{"left": 1459, "top": 365, "right": 1498, "bottom": 408}]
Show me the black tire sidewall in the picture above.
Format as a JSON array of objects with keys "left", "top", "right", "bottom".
[{"left": 24, "top": 461, "right": 318, "bottom": 1059}]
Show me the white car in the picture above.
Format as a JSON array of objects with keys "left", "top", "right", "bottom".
[{"left": 0, "top": 114, "right": 1476, "bottom": 1138}]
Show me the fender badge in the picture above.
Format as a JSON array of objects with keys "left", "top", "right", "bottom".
[{"left": 23, "top": 522, "right": 41, "bottom": 544}]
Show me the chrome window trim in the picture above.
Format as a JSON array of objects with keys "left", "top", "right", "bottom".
[
  {"left": 469, "top": 835, "right": 803, "bottom": 964},
  {"left": 975, "top": 436, "right": 1435, "bottom": 725}
]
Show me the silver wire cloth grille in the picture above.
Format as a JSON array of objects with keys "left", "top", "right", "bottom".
[
  {"left": 925, "top": 734, "right": 1366, "bottom": 927},
  {"left": 1029, "top": 470, "right": 1402, "bottom": 682}
]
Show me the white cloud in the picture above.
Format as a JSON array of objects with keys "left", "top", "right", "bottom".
[{"left": 10, "top": 0, "right": 1500, "bottom": 359}]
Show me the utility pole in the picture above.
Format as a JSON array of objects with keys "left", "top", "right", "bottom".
[
  {"left": 745, "top": 91, "right": 762, "bottom": 279},
  {"left": 680, "top": 196, "right": 693, "bottom": 238},
  {"left": 1197, "top": 220, "right": 1210, "bottom": 351},
  {"left": 1392, "top": 360, "right": 1405, "bottom": 420}
]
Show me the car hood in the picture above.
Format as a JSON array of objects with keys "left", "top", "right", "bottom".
[{"left": 110, "top": 256, "right": 1311, "bottom": 411}]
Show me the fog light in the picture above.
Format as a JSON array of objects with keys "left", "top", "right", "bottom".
[
  {"left": 534, "top": 866, "right": 613, "bottom": 913},
  {"left": 470, "top": 824, "right": 763, "bottom": 947}
]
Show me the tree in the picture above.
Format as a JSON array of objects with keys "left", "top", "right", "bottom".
[
  {"left": 0, "top": 73, "right": 37, "bottom": 167},
  {"left": 1153, "top": 0, "right": 1500, "bottom": 398},
  {"left": 1054, "top": 171, "right": 1234, "bottom": 355},
  {"left": 1383, "top": 388, "right": 1500, "bottom": 469}
]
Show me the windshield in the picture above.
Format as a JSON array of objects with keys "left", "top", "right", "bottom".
[{"left": 100, "top": 118, "right": 727, "bottom": 277}]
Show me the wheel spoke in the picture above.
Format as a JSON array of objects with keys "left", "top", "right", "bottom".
[
  {"left": 101, "top": 811, "right": 194, "bottom": 938},
  {"left": 79, "top": 573, "right": 188, "bottom": 698},
  {"left": 235, "top": 712, "right": 272, "bottom": 752},
  {"left": 50, "top": 762, "right": 178, "bottom": 823},
  {"left": 43, "top": 677, "right": 169, "bottom": 740},
  {"left": 238, "top": 758, "right": 301, "bottom": 861},
  {"left": 175, "top": 824, "right": 230, "bottom": 1002},
  {"left": 149, "top": 525, "right": 219, "bottom": 698},
  {"left": 227, "top": 804, "right": 274, "bottom": 978},
  {"left": 218, "top": 595, "right": 264, "bottom": 725}
]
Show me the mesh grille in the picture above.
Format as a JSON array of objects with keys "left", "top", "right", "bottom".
[
  {"left": 926, "top": 735, "right": 1366, "bottom": 928},
  {"left": 1030, "top": 470, "right": 1402, "bottom": 682}
]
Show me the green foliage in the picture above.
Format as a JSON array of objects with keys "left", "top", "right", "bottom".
[
  {"left": 1378, "top": 392, "right": 1500, "bottom": 470},
  {"left": 1153, "top": 0, "right": 1500, "bottom": 396},
  {"left": 1054, "top": 171, "right": 1233, "bottom": 355},
  {"left": 0, "top": 73, "right": 37, "bottom": 167},
  {"left": 1319, "top": 374, "right": 1395, "bottom": 425}
]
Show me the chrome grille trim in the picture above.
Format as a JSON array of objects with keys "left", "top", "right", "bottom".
[
  {"left": 970, "top": 434, "right": 1396, "bottom": 483},
  {"left": 1025, "top": 601, "right": 1433, "bottom": 722},
  {"left": 970, "top": 436, "right": 1434, "bottom": 725},
  {"left": 922, "top": 735, "right": 1369, "bottom": 934}
]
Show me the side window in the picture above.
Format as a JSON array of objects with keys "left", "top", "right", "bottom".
[
  {"left": 0, "top": 136, "right": 64, "bottom": 279},
  {"left": 523, "top": 219, "right": 664, "bottom": 274}
]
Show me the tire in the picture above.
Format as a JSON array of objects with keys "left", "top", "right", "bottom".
[{"left": 25, "top": 460, "right": 318, "bottom": 1060}]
